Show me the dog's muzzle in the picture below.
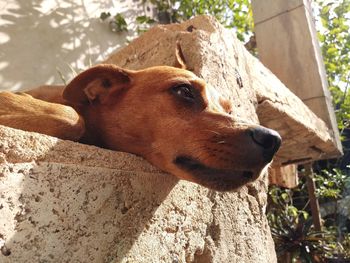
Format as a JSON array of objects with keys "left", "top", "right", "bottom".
[
  {"left": 172, "top": 126, "right": 281, "bottom": 191},
  {"left": 249, "top": 126, "right": 281, "bottom": 162}
]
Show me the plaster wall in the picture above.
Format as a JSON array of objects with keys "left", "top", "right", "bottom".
[{"left": 0, "top": 0, "right": 143, "bottom": 91}]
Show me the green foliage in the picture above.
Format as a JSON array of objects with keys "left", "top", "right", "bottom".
[
  {"left": 100, "top": 1, "right": 254, "bottom": 41},
  {"left": 111, "top": 14, "right": 128, "bottom": 32},
  {"left": 175, "top": 0, "right": 252, "bottom": 41},
  {"left": 135, "top": 15, "right": 156, "bottom": 24},
  {"left": 316, "top": 0, "right": 350, "bottom": 133},
  {"left": 142, "top": 0, "right": 253, "bottom": 41},
  {"left": 99, "top": 12, "right": 111, "bottom": 21},
  {"left": 99, "top": 12, "right": 128, "bottom": 33},
  {"left": 315, "top": 169, "right": 350, "bottom": 200},
  {"left": 135, "top": 15, "right": 156, "bottom": 33},
  {"left": 268, "top": 180, "right": 350, "bottom": 262},
  {"left": 267, "top": 164, "right": 350, "bottom": 262}
]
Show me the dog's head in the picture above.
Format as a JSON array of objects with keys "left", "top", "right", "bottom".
[{"left": 63, "top": 64, "right": 281, "bottom": 191}]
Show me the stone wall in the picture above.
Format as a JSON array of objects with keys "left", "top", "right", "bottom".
[{"left": 0, "top": 124, "right": 276, "bottom": 262}]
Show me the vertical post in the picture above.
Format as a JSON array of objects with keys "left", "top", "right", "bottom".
[{"left": 305, "top": 164, "right": 322, "bottom": 231}]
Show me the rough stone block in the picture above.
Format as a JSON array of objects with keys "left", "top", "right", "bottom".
[{"left": 0, "top": 125, "right": 276, "bottom": 262}]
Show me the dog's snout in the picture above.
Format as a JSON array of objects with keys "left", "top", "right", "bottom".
[{"left": 250, "top": 127, "right": 281, "bottom": 161}]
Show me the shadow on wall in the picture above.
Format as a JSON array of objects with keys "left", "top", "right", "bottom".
[
  {"left": 0, "top": 137, "right": 179, "bottom": 262},
  {"left": 0, "top": 0, "right": 145, "bottom": 91}
]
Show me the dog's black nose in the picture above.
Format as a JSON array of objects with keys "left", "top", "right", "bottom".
[{"left": 250, "top": 127, "right": 281, "bottom": 162}]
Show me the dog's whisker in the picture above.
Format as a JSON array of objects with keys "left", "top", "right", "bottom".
[
  {"left": 203, "top": 129, "right": 222, "bottom": 136},
  {"left": 193, "top": 137, "right": 229, "bottom": 146},
  {"left": 225, "top": 119, "right": 236, "bottom": 129}
]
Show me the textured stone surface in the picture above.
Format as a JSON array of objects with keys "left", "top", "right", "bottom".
[{"left": 0, "top": 125, "right": 275, "bottom": 262}]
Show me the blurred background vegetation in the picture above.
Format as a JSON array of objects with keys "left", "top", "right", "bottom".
[{"left": 100, "top": 0, "right": 350, "bottom": 261}]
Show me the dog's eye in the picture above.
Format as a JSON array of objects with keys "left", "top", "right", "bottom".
[{"left": 172, "top": 85, "right": 195, "bottom": 101}]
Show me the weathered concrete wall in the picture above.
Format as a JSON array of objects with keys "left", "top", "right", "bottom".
[{"left": 0, "top": 124, "right": 276, "bottom": 262}]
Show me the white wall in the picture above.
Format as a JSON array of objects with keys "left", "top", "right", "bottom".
[{"left": 0, "top": 0, "right": 148, "bottom": 91}]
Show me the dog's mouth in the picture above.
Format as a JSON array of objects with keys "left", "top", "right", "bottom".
[{"left": 173, "top": 156, "right": 257, "bottom": 191}]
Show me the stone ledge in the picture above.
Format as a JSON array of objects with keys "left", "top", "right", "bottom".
[{"left": 0, "top": 125, "right": 276, "bottom": 262}]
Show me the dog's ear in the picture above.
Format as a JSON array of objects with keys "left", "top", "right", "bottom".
[
  {"left": 63, "top": 64, "right": 132, "bottom": 104},
  {"left": 174, "top": 42, "right": 187, "bottom": 69}
]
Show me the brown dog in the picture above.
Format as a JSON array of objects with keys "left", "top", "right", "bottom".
[{"left": 0, "top": 64, "right": 281, "bottom": 191}]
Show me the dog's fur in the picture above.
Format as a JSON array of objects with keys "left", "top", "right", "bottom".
[{"left": 0, "top": 57, "right": 281, "bottom": 191}]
